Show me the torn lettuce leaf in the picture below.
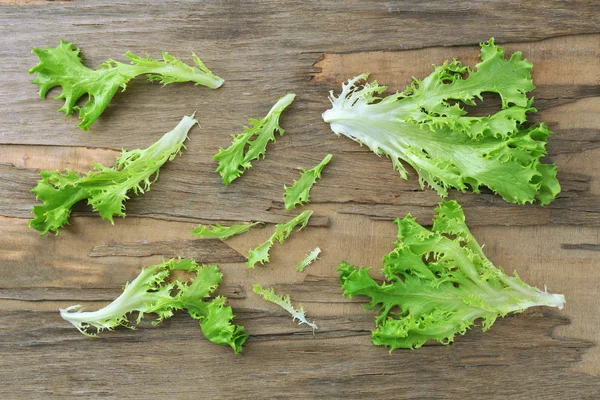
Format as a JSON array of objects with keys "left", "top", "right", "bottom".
[
  {"left": 338, "top": 200, "right": 565, "bottom": 351},
  {"left": 191, "top": 221, "right": 262, "bottom": 240},
  {"left": 297, "top": 247, "right": 321, "bottom": 272},
  {"left": 252, "top": 284, "right": 318, "bottom": 331},
  {"left": 60, "top": 259, "right": 248, "bottom": 354},
  {"left": 214, "top": 94, "right": 295, "bottom": 185},
  {"left": 198, "top": 296, "right": 248, "bottom": 353},
  {"left": 29, "top": 115, "right": 196, "bottom": 235},
  {"left": 247, "top": 210, "right": 313, "bottom": 269},
  {"left": 284, "top": 154, "right": 332, "bottom": 210},
  {"left": 322, "top": 38, "right": 560, "bottom": 205},
  {"left": 30, "top": 40, "right": 223, "bottom": 130}
]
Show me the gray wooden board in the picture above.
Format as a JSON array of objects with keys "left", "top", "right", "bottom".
[{"left": 1, "top": 1, "right": 599, "bottom": 398}]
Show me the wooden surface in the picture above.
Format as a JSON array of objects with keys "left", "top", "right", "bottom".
[{"left": 1, "top": 1, "right": 599, "bottom": 398}]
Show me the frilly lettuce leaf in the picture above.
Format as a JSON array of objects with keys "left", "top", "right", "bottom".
[
  {"left": 296, "top": 247, "right": 321, "bottom": 272},
  {"left": 191, "top": 221, "right": 261, "bottom": 240},
  {"left": 214, "top": 94, "right": 295, "bottom": 185},
  {"left": 252, "top": 284, "right": 318, "bottom": 332},
  {"left": 199, "top": 296, "right": 248, "bottom": 354},
  {"left": 338, "top": 200, "right": 565, "bottom": 351},
  {"left": 30, "top": 40, "right": 223, "bottom": 130},
  {"left": 247, "top": 210, "right": 312, "bottom": 268},
  {"left": 29, "top": 115, "right": 197, "bottom": 235},
  {"left": 60, "top": 258, "right": 248, "bottom": 354},
  {"left": 284, "top": 154, "right": 332, "bottom": 210},
  {"left": 322, "top": 38, "right": 560, "bottom": 205}
]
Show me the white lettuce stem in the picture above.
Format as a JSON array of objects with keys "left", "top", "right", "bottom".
[
  {"left": 149, "top": 115, "right": 198, "bottom": 158},
  {"left": 60, "top": 292, "right": 144, "bottom": 326},
  {"left": 483, "top": 288, "right": 566, "bottom": 312},
  {"left": 441, "top": 242, "right": 565, "bottom": 311},
  {"left": 59, "top": 266, "right": 168, "bottom": 330},
  {"left": 322, "top": 108, "right": 352, "bottom": 124},
  {"left": 59, "top": 291, "right": 157, "bottom": 331},
  {"left": 268, "top": 93, "right": 296, "bottom": 116},
  {"left": 117, "top": 63, "right": 224, "bottom": 89}
]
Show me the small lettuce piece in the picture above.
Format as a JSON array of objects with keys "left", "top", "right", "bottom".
[
  {"left": 29, "top": 115, "right": 197, "bottom": 235},
  {"left": 60, "top": 259, "right": 248, "bottom": 354},
  {"left": 252, "top": 284, "right": 318, "bottom": 331},
  {"left": 284, "top": 154, "right": 332, "bottom": 210},
  {"left": 30, "top": 40, "right": 223, "bottom": 130},
  {"left": 214, "top": 94, "right": 296, "bottom": 185},
  {"left": 322, "top": 38, "right": 560, "bottom": 205},
  {"left": 297, "top": 247, "right": 321, "bottom": 272},
  {"left": 191, "top": 221, "right": 261, "bottom": 240},
  {"left": 198, "top": 296, "right": 248, "bottom": 353},
  {"left": 338, "top": 200, "right": 565, "bottom": 351},
  {"left": 247, "top": 210, "right": 313, "bottom": 269}
]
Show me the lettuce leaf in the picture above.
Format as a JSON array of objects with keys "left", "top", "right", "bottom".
[
  {"left": 214, "top": 94, "right": 295, "bottom": 185},
  {"left": 30, "top": 40, "right": 223, "bottom": 130},
  {"left": 191, "top": 221, "right": 262, "bottom": 240},
  {"left": 60, "top": 259, "right": 248, "bottom": 354},
  {"left": 252, "top": 284, "right": 318, "bottom": 332},
  {"left": 198, "top": 296, "right": 248, "bottom": 353},
  {"left": 322, "top": 38, "right": 560, "bottom": 205},
  {"left": 284, "top": 154, "right": 332, "bottom": 210},
  {"left": 338, "top": 200, "right": 565, "bottom": 351},
  {"left": 247, "top": 210, "right": 312, "bottom": 268},
  {"left": 297, "top": 247, "right": 321, "bottom": 272},
  {"left": 29, "top": 115, "right": 197, "bottom": 235}
]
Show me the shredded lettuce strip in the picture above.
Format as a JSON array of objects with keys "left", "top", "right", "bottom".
[
  {"left": 214, "top": 94, "right": 295, "bottom": 185},
  {"left": 296, "top": 247, "right": 321, "bottom": 272},
  {"left": 192, "top": 221, "right": 262, "bottom": 240},
  {"left": 253, "top": 284, "right": 318, "bottom": 332},
  {"left": 247, "top": 210, "right": 313, "bottom": 268},
  {"left": 284, "top": 154, "right": 332, "bottom": 210}
]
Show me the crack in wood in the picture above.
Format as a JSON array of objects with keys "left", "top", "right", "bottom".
[{"left": 561, "top": 243, "right": 600, "bottom": 251}]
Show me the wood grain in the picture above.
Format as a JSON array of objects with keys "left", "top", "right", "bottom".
[
  {"left": 1, "top": 0, "right": 599, "bottom": 398},
  {"left": 0, "top": 309, "right": 597, "bottom": 399},
  {"left": 86, "top": 238, "right": 245, "bottom": 262}
]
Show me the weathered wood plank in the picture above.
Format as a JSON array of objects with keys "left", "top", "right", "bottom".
[
  {"left": 0, "top": 308, "right": 597, "bottom": 399},
  {"left": 336, "top": 195, "right": 600, "bottom": 226},
  {"left": 0, "top": 283, "right": 246, "bottom": 302},
  {"left": 312, "top": 35, "right": 600, "bottom": 86},
  {"left": 0, "top": 162, "right": 331, "bottom": 226},
  {"left": 1, "top": 152, "right": 598, "bottom": 227},
  {"left": 87, "top": 238, "right": 245, "bottom": 262},
  {"left": 1, "top": 3, "right": 599, "bottom": 149}
]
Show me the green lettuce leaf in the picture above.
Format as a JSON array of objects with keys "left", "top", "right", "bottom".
[
  {"left": 29, "top": 115, "right": 197, "bottom": 235},
  {"left": 60, "top": 258, "right": 248, "bottom": 354},
  {"left": 338, "top": 200, "right": 565, "bottom": 351},
  {"left": 191, "top": 221, "right": 261, "bottom": 240},
  {"left": 252, "top": 284, "right": 318, "bottom": 331},
  {"left": 247, "top": 210, "right": 312, "bottom": 268},
  {"left": 284, "top": 154, "right": 332, "bottom": 210},
  {"left": 322, "top": 38, "right": 560, "bottom": 205},
  {"left": 30, "top": 40, "right": 223, "bottom": 130},
  {"left": 199, "top": 296, "right": 249, "bottom": 354},
  {"left": 296, "top": 247, "right": 321, "bottom": 272},
  {"left": 214, "top": 94, "right": 295, "bottom": 185}
]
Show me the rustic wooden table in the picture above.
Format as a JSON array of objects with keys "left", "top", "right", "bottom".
[{"left": 1, "top": 1, "right": 599, "bottom": 398}]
